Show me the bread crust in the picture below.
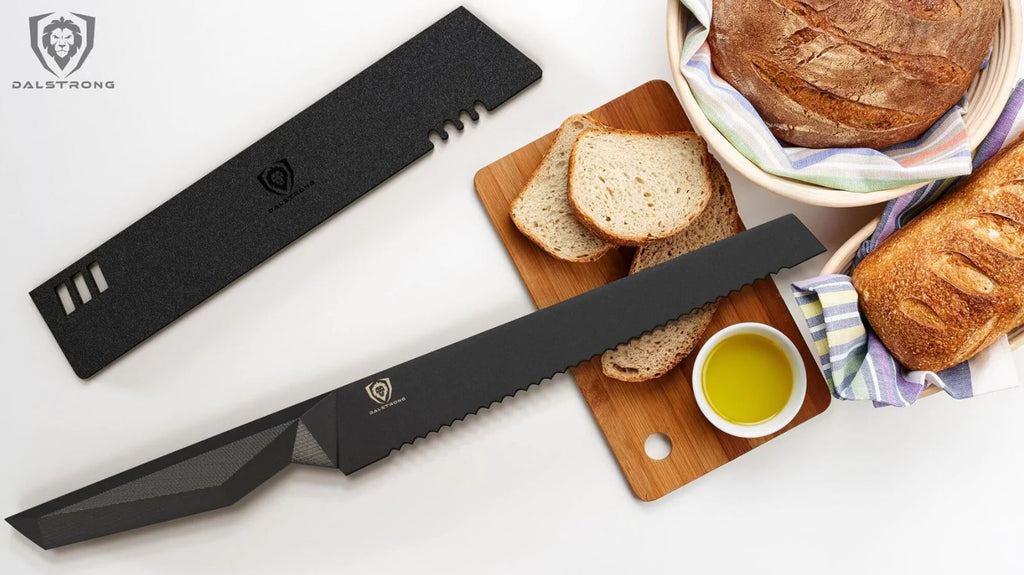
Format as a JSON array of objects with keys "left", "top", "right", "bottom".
[
  {"left": 708, "top": 0, "right": 1001, "bottom": 148},
  {"left": 602, "top": 304, "right": 718, "bottom": 382},
  {"left": 566, "top": 128, "right": 713, "bottom": 246},
  {"left": 509, "top": 114, "right": 615, "bottom": 262},
  {"left": 852, "top": 133, "right": 1024, "bottom": 371}
]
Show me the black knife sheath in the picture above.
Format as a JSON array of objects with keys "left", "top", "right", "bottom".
[{"left": 28, "top": 6, "right": 542, "bottom": 378}]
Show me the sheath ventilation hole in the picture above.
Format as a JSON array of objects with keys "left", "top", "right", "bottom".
[
  {"left": 55, "top": 283, "right": 75, "bottom": 315},
  {"left": 89, "top": 262, "right": 108, "bottom": 293},
  {"left": 644, "top": 432, "right": 672, "bottom": 461},
  {"left": 427, "top": 129, "right": 447, "bottom": 147},
  {"left": 471, "top": 101, "right": 487, "bottom": 121},
  {"left": 427, "top": 103, "right": 487, "bottom": 149},
  {"left": 442, "top": 120, "right": 461, "bottom": 138},
  {"left": 72, "top": 272, "right": 92, "bottom": 304}
]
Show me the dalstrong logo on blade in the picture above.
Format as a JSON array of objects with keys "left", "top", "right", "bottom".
[
  {"left": 365, "top": 378, "right": 407, "bottom": 415},
  {"left": 29, "top": 12, "right": 95, "bottom": 78},
  {"left": 257, "top": 159, "right": 294, "bottom": 196},
  {"left": 365, "top": 379, "right": 393, "bottom": 405}
]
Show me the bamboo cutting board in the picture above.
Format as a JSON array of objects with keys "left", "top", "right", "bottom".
[{"left": 473, "top": 80, "right": 831, "bottom": 501}]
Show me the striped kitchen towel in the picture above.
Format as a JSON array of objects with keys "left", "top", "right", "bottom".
[
  {"left": 677, "top": 0, "right": 973, "bottom": 192},
  {"left": 856, "top": 82, "right": 1024, "bottom": 262},
  {"left": 790, "top": 81, "right": 1024, "bottom": 406}
]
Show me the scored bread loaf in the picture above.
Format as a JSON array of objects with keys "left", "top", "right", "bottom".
[
  {"left": 567, "top": 129, "right": 712, "bottom": 246},
  {"left": 852, "top": 134, "right": 1024, "bottom": 372},
  {"left": 708, "top": 0, "right": 1001, "bottom": 148},
  {"left": 510, "top": 115, "right": 615, "bottom": 262},
  {"left": 601, "top": 157, "right": 740, "bottom": 382}
]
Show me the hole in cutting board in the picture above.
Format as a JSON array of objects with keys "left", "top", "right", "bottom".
[{"left": 644, "top": 433, "right": 672, "bottom": 460}]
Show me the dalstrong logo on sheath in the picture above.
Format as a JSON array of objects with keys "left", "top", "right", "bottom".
[
  {"left": 257, "top": 159, "right": 294, "bottom": 195},
  {"left": 258, "top": 158, "right": 317, "bottom": 213}
]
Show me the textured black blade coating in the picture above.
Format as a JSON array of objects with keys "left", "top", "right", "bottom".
[
  {"left": 7, "top": 216, "right": 822, "bottom": 549},
  {"left": 28, "top": 6, "right": 542, "bottom": 378},
  {"left": 334, "top": 215, "right": 824, "bottom": 473},
  {"left": 6, "top": 392, "right": 338, "bottom": 549}
]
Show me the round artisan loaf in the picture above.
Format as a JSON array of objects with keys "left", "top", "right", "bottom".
[
  {"left": 708, "top": 0, "right": 1001, "bottom": 149},
  {"left": 852, "top": 133, "right": 1024, "bottom": 372}
]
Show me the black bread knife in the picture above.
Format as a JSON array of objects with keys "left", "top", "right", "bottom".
[{"left": 7, "top": 215, "right": 824, "bottom": 549}]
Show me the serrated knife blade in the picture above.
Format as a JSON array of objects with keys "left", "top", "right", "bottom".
[{"left": 7, "top": 215, "right": 824, "bottom": 549}]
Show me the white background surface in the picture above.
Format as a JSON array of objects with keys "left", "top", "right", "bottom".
[{"left": 1, "top": 1, "right": 1022, "bottom": 573}]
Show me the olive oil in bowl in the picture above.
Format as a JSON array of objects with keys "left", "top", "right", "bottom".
[
  {"left": 701, "top": 332, "right": 793, "bottom": 425},
  {"left": 692, "top": 323, "right": 806, "bottom": 438}
]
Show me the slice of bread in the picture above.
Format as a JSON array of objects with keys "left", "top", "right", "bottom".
[
  {"left": 510, "top": 115, "right": 615, "bottom": 262},
  {"left": 567, "top": 129, "right": 712, "bottom": 246},
  {"left": 601, "top": 157, "right": 740, "bottom": 382}
]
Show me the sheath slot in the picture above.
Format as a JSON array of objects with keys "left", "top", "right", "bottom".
[
  {"left": 55, "top": 283, "right": 75, "bottom": 315},
  {"left": 72, "top": 273, "right": 92, "bottom": 304},
  {"left": 428, "top": 128, "right": 447, "bottom": 147},
  {"left": 88, "top": 262, "right": 108, "bottom": 293}
]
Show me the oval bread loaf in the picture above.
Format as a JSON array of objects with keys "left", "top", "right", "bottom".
[
  {"left": 708, "top": 0, "right": 1001, "bottom": 148},
  {"left": 852, "top": 134, "right": 1024, "bottom": 372}
]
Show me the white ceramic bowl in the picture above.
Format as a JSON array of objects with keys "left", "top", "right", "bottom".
[
  {"left": 691, "top": 322, "right": 806, "bottom": 438},
  {"left": 666, "top": 0, "right": 1023, "bottom": 207}
]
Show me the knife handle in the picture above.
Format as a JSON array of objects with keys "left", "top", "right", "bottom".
[{"left": 7, "top": 392, "right": 337, "bottom": 549}]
